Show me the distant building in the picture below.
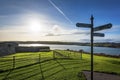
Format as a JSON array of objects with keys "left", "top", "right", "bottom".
[
  {"left": 16, "top": 46, "right": 50, "bottom": 52},
  {"left": 0, "top": 42, "right": 18, "bottom": 56},
  {"left": 0, "top": 42, "right": 50, "bottom": 57}
]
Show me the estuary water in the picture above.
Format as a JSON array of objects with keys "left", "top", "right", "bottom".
[{"left": 19, "top": 44, "right": 120, "bottom": 56}]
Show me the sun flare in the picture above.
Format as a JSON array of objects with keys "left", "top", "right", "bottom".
[{"left": 26, "top": 17, "right": 42, "bottom": 33}]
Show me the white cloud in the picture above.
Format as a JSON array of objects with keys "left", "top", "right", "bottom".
[
  {"left": 51, "top": 25, "right": 63, "bottom": 34},
  {"left": 45, "top": 24, "right": 68, "bottom": 36},
  {"left": 45, "top": 24, "right": 90, "bottom": 36},
  {"left": 43, "top": 24, "right": 91, "bottom": 42}
]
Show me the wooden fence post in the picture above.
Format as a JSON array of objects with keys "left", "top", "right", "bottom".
[
  {"left": 79, "top": 50, "right": 83, "bottom": 60},
  {"left": 13, "top": 56, "right": 15, "bottom": 69},
  {"left": 39, "top": 54, "right": 41, "bottom": 63},
  {"left": 81, "top": 52, "right": 82, "bottom": 60},
  {"left": 53, "top": 51, "right": 55, "bottom": 59},
  {"left": 80, "top": 50, "right": 83, "bottom": 60}
]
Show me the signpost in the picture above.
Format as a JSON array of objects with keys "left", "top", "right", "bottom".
[
  {"left": 76, "top": 15, "right": 112, "bottom": 80},
  {"left": 76, "top": 23, "right": 91, "bottom": 28},
  {"left": 94, "top": 23, "right": 112, "bottom": 31},
  {"left": 93, "top": 33, "right": 104, "bottom": 37}
]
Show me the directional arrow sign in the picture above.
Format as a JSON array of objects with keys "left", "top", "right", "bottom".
[
  {"left": 76, "top": 23, "right": 91, "bottom": 28},
  {"left": 94, "top": 23, "right": 112, "bottom": 31},
  {"left": 93, "top": 33, "right": 104, "bottom": 37}
]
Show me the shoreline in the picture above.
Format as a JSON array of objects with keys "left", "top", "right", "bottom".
[
  {"left": 84, "top": 52, "right": 120, "bottom": 58},
  {"left": 68, "top": 50, "right": 120, "bottom": 58}
]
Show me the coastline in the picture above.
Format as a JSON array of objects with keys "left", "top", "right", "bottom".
[
  {"left": 1, "top": 41, "right": 120, "bottom": 48},
  {"left": 83, "top": 51, "right": 120, "bottom": 58},
  {"left": 68, "top": 50, "right": 120, "bottom": 58}
]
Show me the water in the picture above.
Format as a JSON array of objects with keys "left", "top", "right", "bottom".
[{"left": 19, "top": 44, "right": 120, "bottom": 56}]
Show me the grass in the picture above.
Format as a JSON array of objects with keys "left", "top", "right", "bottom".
[{"left": 0, "top": 50, "right": 120, "bottom": 80}]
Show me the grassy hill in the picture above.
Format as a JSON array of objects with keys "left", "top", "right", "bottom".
[{"left": 0, "top": 50, "right": 120, "bottom": 80}]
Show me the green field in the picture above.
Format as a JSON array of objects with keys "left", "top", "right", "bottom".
[{"left": 0, "top": 50, "right": 120, "bottom": 80}]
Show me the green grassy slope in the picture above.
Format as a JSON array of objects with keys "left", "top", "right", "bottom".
[{"left": 0, "top": 50, "right": 120, "bottom": 80}]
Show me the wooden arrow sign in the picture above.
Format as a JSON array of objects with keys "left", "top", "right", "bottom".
[
  {"left": 94, "top": 23, "right": 112, "bottom": 31},
  {"left": 93, "top": 33, "right": 104, "bottom": 37},
  {"left": 76, "top": 23, "right": 91, "bottom": 28}
]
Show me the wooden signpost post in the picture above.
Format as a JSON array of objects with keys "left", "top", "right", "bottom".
[{"left": 76, "top": 15, "right": 112, "bottom": 80}]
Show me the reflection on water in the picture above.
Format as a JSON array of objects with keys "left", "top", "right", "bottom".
[
  {"left": 20, "top": 44, "right": 44, "bottom": 46},
  {"left": 19, "top": 44, "right": 120, "bottom": 56}
]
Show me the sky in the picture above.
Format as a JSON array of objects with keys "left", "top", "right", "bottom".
[{"left": 0, "top": 0, "right": 120, "bottom": 42}]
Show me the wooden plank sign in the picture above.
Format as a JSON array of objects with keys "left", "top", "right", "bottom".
[
  {"left": 93, "top": 33, "right": 104, "bottom": 37},
  {"left": 76, "top": 23, "right": 91, "bottom": 28},
  {"left": 94, "top": 23, "right": 112, "bottom": 31}
]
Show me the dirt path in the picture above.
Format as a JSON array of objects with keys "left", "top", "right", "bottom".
[{"left": 83, "top": 71, "right": 120, "bottom": 80}]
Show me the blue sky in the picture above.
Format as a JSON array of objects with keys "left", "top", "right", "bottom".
[{"left": 0, "top": 0, "right": 120, "bottom": 42}]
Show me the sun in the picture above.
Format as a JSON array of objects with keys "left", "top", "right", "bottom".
[
  {"left": 26, "top": 17, "right": 42, "bottom": 33},
  {"left": 30, "top": 19, "right": 41, "bottom": 32}
]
